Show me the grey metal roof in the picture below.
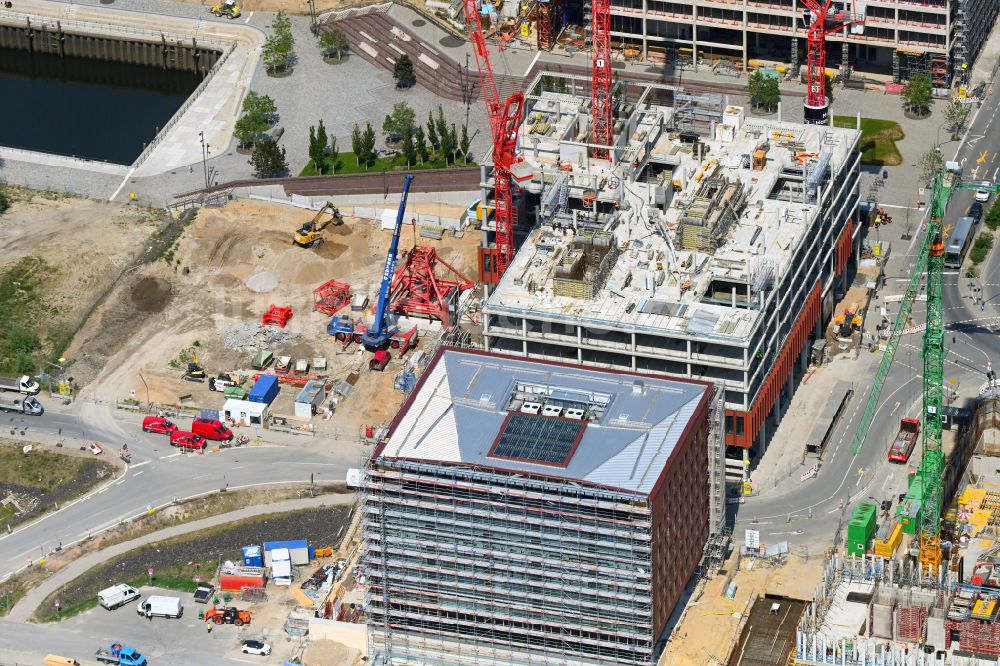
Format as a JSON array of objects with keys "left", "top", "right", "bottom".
[{"left": 379, "top": 350, "right": 708, "bottom": 495}]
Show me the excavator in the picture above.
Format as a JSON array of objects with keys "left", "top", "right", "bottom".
[
  {"left": 182, "top": 353, "right": 207, "bottom": 383},
  {"left": 211, "top": 0, "right": 241, "bottom": 18},
  {"left": 293, "top": 202, "right": 343, "bottom": 248}
]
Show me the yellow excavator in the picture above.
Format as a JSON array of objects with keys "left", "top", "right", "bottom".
[
  {"left": 293, "top": 202, "right": 343, "bottom": 248},
  {"left": 211, "top": 0, "right": 241, "bottom": 19}
]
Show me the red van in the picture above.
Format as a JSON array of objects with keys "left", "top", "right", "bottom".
[
  {"left": 170, "top": 431, "right": 207, "bottom": 450},
  {"left": 142, "top": 416, "right": 177, "bottom": 434},
  {"left": 191, "top": 417, "right": 233, "bottom": 442}
]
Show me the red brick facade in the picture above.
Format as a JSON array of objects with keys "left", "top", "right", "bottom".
[{"left": 649, "top": 396, "right": 710, "bottom": 638}]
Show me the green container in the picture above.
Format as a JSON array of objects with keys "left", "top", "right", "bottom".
[
  {"left": 224, "top": 385, "right": 248, "bottom": 400},
  {"left": 847, "top": 502, "right": 877, "bottom": 556}
]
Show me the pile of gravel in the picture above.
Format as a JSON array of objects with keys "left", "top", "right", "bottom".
[
  {"left": 224, "top": 322, "right": 300, "bottom": 350},
  {"left": 246, "top": 269, "right": 279, "bottom": 293}
]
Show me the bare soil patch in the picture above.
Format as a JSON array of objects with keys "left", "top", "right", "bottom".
[{"left": 130, "top": 277, "right": 173, "bottom": 314}]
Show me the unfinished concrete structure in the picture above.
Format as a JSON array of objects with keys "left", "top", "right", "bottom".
[
  {"left": 604, "top": 0, "right": 997, "bottom": 86},
  {"left": 480, "top": 73, "right": 861, "bottom": 475},
  {"left": 363, "top": 347, "right": 724, "bottom": 665}
]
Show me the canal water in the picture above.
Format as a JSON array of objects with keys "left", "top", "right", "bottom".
[{"left": 0, "top": 47, "right": 200, "bottom": 165}]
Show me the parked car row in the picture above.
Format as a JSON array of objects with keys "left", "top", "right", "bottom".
[{"left": 141, "top": 416, "right": 233, "bottom": 450}]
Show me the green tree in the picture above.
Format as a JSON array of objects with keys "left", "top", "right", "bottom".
[
  {"left": 402, "top": 125, "right": 416, "bottom": 167},
  {"left": 382, "top": 102, "right": 416, "bottom": 139},
  {"left": 241, "top": 91, "right": 277, "bottom": 123},
  {"left": 308, "top": 122, "right": 328, "bottom": 174},
  {"left": 426, "top": 112, "right": 439, "bottom": 152},
  {"left": 902, "top": 73, "right": 932, "bottom": 116},
  {"left": 460, "top": 124, "right": 470, "bottom": 165},
  {"left": 747, "top": 70, "right": 780, "bottom": 111},
  {"left": 262, "top": 35, "right": 288, "bottom": 73},
  {"left": 351, "top": 124, "right": 362, "bottom": 167},
  {"left": 328, "top": 135, "right": 339, "bottom": 173},
  {"left": 234, "top": 112, "right": 268, "bottom": 148},
  {"left": 943, "top": 101, "right": 969, "bottom": 139},
  {"left": 0, "top": 178, "right": 11, "bottom": 215},
  {"left": 435, "top": 107, "right": 448, "bottom": 154},
  {"left": 918, "top": 146, "right": 944, "bottom": 180},
  {"left": 249, "top": 139, "right": 288, "bottom": 177},
  {"left": 414, "top": 126, "right": 428, "bottom": 164},
  {"left": 360, "top": 122, "right": 377, "bottom": 170},
  {"left": 393, "top": 54, "right": 415, "bottom": 86},
  {"left": 264, "top": 11, "right": 294, "bottom": 72},
  {"left": 448, "top": 123, "right": 459, "bottom": 164},
  {"left": 318, "top": 25, "right": 348, "bottom": 60},
  {"left": 272, "top": 10, "right": 294, "bottom": 50}
]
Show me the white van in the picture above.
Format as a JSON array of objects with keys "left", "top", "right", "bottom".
[
  {"left": 97, "top": 584, "right": 140, "bottom": 610},
  {"left": 136, "top": 595, "right": 183, "bottom": 619}
]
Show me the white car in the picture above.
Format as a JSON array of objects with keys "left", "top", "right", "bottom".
[
  {"left": 976, "top": 181, "right": 992, "bottom": 202},
  {"left": 241, "top": 640, "right": 272, "bottom": 656}
]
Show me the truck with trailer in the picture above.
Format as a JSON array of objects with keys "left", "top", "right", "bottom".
[
  {"left": 136, "top": 595, "right": 183, "bottom": 619},
  {"left": 95, "top": 644, "right": 147, "bottom": 666},
  {"left": 97, "top": 584, "right": 140, "bottom": 610},
  {"left": 0, "top": 395, "right": 43, "bottom": 415},
  {"left": 888, "top": 417, "right": 920, "bottom": 463},
  {"left": 0, "top": 375, "right": 40, "bottom": 395}
]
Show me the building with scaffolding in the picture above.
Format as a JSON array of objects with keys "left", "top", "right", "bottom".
[
  {"left": 479, "top": 73, "right": 860, "bottom": 475},
  {"left": 363, "top": 347, "right": 725, "bottom": 665},
  {"left": 600, "top": 0, "right": 997, "bottom": 86}
]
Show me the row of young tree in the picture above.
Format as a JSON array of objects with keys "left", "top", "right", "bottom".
[{"left": 263, "top": 11, "right": 295, "bottom": 73}]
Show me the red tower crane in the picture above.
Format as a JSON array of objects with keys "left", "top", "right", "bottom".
[
  {"left": 591, "top": 0, "right": 613, "bottom": 158},
  {"left": 801, "top": 0, "right": 854, "bottom": 124},
  {"left": 464, "top": 0, "right": 526, "bottom": 283}
]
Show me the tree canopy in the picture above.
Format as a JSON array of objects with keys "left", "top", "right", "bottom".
[
  {"left": 902, "top": 73, "right": 932, "bottom": 116},
  {"left": 747, "top": 71, "right": 780, "bottom": 111}
]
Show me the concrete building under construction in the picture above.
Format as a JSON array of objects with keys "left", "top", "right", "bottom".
[
  {"left": 479, "top": 73, "right": 861, "bottom": 475},
  {"left": 363, "top": 347, "right": 724, "bottom": 665}
]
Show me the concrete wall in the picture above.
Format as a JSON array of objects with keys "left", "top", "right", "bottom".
[
  {"left": 308, "top": 618, "right": 368, "bottom": 652},
  {"left": 0, "top": 21, "right": 220, "bottom": 72}
]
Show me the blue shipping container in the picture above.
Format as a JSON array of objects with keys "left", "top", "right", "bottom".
[
  {"left": 249, "top": 375, "right": 279, "bottom": 405},
  {"left": 242, "top": 545, "right": 263, "bottom": 568}
]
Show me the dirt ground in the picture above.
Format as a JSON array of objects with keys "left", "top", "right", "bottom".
[
  {"left": 65, "top": 200, "right": 480, "bottom": 431},
  {"left": 659, "top": 554, "right": 822, "bottom": 665},
  {"left": 0, "top": 191, "right": 163, "bottom": 366}
]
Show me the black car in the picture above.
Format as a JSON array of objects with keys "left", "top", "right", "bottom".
[
  {"left": 193, "top": 583, "right": 215, "bottom": 604},
  {"left": 969, "top": 202, "right": 984, "bottom": 222}
]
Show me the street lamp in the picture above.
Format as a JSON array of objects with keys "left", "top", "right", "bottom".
[{"left": 199, "top": 131, "right": 210, "bottom": 189}]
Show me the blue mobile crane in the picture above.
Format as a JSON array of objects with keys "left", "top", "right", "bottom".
[{"left": 327, "top": 175, "right": 418, "bottom": 368}]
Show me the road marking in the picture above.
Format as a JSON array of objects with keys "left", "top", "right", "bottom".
[
  {"left": 109, "top": 167, "right": 136, "bottom": 203},
  {"left": 880, "top": 473, "right": 894, "bottom": 492},
  {"left": 132, "top": 471, "right": 145, "bottom": 478},
  {"left": 160, "top": 453, "right": 182, "bottom": 460},
  {"left": 130, "top": 460, "right": 150, "bottom": 469},
  {"left": 244, "top": 11, "right": 253, "bottom": 22}
]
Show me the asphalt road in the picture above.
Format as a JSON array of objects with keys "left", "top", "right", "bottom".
[
  {"left": 734, "top": 76, "right": 1000, "bottom": 548},
  {"left": 0, "top": 400, "right": 358, "bottom": 581}
]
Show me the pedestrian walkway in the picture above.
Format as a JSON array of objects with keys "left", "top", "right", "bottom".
[
  {"left": 6, "top": 493, "right": 354, "bottom": 623},
  {"left": 13, "top": 0, "right": 264, "bottom": 180}
]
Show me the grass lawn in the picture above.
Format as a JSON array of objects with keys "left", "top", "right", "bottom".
[
  {"left": 833, "top": 116, "right": 904, "bottom": 166},
  {"left": 0, "top": 445, "right": 88, "bottom": 490},
  {"left": 299, "top": 151, "right": 463, "bottom": 176}
]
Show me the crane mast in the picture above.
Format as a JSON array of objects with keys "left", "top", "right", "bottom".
[
  {"left": 801, "top": 0, "right": 853, "bottom": 124},
  {"left": 464, "top": 0, "right": 525, "bottom": 281},
  {"left": 591, "top": 0, "right": 613, "bottom": 158}
]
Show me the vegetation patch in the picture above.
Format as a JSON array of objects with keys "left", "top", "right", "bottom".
[
  {"left": 35, "top": 504, "right": 352, "bottom": 622},
  {"left": 970, "top": 230, "right": 993, "bottom": 265},
  {"left": 833, "top": 116, "right": 904, "bottom": 166}
]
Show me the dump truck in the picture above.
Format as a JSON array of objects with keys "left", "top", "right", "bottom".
[
  {"left": 888, "top": 417, "right": 920, "bottom": 463},
  {"left": 95, "top": 644, "right": 147, "bottom": 666},
  {"left": 0, "top": 395, "right": 43, "bottom": 415},
  {"left": 210, "top": 0, "right": 241, "bottom": 18},
  {"left": 0, "top": 374, "right": 40, "bottom": 395}
]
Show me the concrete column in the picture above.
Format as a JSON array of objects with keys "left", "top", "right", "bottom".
[
  {"left": 686, "top": 339, "right": 692, "bottom": 360},
  {"left": 641, "top": 0, "right": 649, "bottom": 60},
  {"left": 522, "top": 339, "right": 528, "bottom": 355}
]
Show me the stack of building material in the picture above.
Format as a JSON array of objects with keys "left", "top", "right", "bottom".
[{"left": 896, "top": 605, "right": 928, "bottom": 642}]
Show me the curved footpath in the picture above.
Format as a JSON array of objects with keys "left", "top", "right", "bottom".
[{"left": 7, "top": 493, "right": 354, "bottom": 623}]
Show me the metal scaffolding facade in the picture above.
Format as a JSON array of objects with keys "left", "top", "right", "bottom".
[{"left": 364, "top": 459, "right": 656, "bottom": 665}]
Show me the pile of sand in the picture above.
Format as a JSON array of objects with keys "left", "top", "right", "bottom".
[{"left": 246, "top": 269, "right": 279, "bottom": 293}]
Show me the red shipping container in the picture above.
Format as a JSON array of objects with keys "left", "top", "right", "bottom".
[{"left": 219, "top": 567, "right": 266, "bottom": 591}]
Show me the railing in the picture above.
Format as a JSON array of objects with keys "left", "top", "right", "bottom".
[
  {"left": 0, "top": 8, "right": 224, "bottom": 45},
  {"left": 132, "top": 40, "right": 237, "bottom": 169}
]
